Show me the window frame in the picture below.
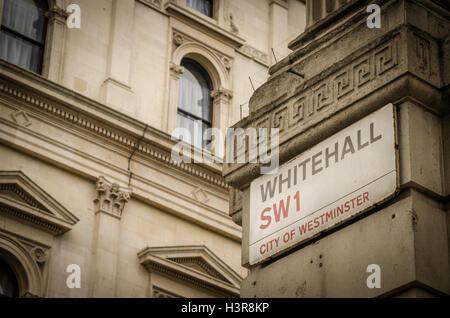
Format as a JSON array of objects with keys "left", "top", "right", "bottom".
[
  {"left": 0, "top": 0, "right": 49, "bottom": 74},
  {"left": 176, "top": 57, "right": 214, "bottom": 149},
  {"left": 185, "top": 0, "right": 214, "bottom": 19}
]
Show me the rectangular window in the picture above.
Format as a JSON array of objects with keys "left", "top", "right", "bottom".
[
  {"left": 0, "top": 0, "right": 48, "bottom": 74},
  {"left": 186, "top": 0, "right": 213, "bottom": 18}
]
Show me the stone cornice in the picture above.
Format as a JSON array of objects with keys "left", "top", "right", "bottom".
[{"left": 0, "top": 60, "right": 228, "bottom": 190}]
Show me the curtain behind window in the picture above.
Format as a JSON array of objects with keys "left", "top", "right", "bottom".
[
  {"left": 186, "top": 0, "right": 212, "bottom": 17},
  {"left": 0, "top": 0, "right": 48, "bottom": 73},
  {"left": 176, "top": 59, "right": 213, "bottom": 149}
]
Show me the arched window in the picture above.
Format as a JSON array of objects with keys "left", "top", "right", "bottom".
[
  {"left": 0, "top": 258, "right": 19, "bottom": 298},
  {"left": 0, "top": 0, "right": 49, "bottom": 74},
  {"left": 186, "top": 0, "right": 213, "bottom": 18},
  {"left": 177, "top": 58, "right": 213, "bottom": 149}
]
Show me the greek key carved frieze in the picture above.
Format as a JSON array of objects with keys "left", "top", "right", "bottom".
[
  {"left": 229, "top": 37, "right": 402, "bottom": 173},
  {"left": 272, "top": 38, "right": 399, "bottom": 139}
]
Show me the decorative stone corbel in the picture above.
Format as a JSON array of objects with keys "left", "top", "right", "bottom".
[
  {"left": 172, "top": 31, "right": 185, "bottom": 47},
  {"left": 94, "top": 176, "right": 131, "bottom": 219},
  {"left": 169, "top": 62, "right": 185, "bottom": 80},
  {"left": 30, "top": 247, "right": 48, "bottom": 264}
]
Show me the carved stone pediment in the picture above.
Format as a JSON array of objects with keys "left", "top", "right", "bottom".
[
  {"left": 0, "top": 171, "right": 79, "bottom": 235},
  {"left": 138, "top": 245, "right": 242, "bottom": 297}
]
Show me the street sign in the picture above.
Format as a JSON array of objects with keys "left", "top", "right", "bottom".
[{"left": 249, "top": 104, "right": 398, "bottom": 265}]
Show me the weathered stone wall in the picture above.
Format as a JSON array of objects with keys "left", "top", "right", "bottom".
[{"left": 224, "top": 0, "right": 450, "bottom": 297}]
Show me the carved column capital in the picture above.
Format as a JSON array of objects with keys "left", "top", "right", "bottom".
[
  {"left": 46, "top": 6, "right": 68, "bottom": 24},
  {"left": 169, "top": 62, "right": 185, "bottom": 79},
  {"left": 94, "top": 176, "right": 131, "bottom": 218},
  {"left": 211, "top": 87, "right": 233, "bottom": 103}
]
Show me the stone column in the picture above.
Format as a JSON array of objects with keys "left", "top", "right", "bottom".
[
  {"left": 42, "top": 5, "right": 67, "bottom": 82},
  {"left": 166, "top": 62, "right": 184, "bottom": 134},
  {"left": 89, "top": 176, "right": 131, "bottom": 297},
  {"left": 211, "top": 87, "right": 233, "bottom": 158},
  {"left": 100, "top": 0, "right": 137, "bottom": 116}
]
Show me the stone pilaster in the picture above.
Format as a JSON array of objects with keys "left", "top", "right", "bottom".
[
  {"left": 100, "top": 0, "right": 137, "bottom": 116},
  {"left": 211, "top": 87, "right": 233, "bottom": 158},
  {"left": 90, "top": 176, "right": 131, "bottom": 297},
  {"left": 42, "top": 5, "right": 67, "bottom": 82},
  {"left": 166, "top": 62, "right": 185, "bottom": 134},
  {"left": 269, "top": 0, "right": 289, "bottom": 62}
]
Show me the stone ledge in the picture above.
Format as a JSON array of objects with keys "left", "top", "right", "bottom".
[{"left": 0, "top": 60, "right": 226, "bottom": 188}]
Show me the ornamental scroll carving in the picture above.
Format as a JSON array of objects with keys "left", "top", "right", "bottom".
[{"left": 94, "top": 176, "right": 131, "bottom": 218}]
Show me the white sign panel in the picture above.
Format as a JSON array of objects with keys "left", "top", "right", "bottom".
[{"left": 249, "top": 104, "right": 398, "bottom": 265}]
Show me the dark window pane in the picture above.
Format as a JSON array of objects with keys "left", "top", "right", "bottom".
[
  {"left": 186, "top": 0, "right": 213, "bottom": 17},
  {"left": 176, "top": 112, "right": 205, "bottom": 149},
  {"left": 176, "top": 59, "right": 213, "bottom": 149},
  {"left": 2, "top": 0, "right": 48, "bottom": 44},
  {"left": 0, "top": 259, "right": 19, "bottom": 298},
  {"left": 0, "top": 29, "right": 43, "bottom": 73},
  {"left": 178, "top": 60, "right": 212, "bottom": 123}
]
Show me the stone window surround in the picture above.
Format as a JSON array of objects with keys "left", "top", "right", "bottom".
[
  {"left": 167, "top": 39, "right": 233, "bottom": 158},
  {"left": 0, "top": 0, "right": 67, "bottom": 82},
  {"left": 0, "top": 170, "right": 79, "bottom": 298},
  {"left": 169, "top": 0, "right": 221, "bottom": 25},
  {"left": 138, "top": 245, "right": 242, "bottom": 298},
  {"left": 0, "top": 232, "right": 44, "bottom": 298}
]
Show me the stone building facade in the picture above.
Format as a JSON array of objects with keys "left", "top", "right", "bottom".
[
  {"left": 224, "top": 0, "right": 450, "bottom": 297},
  {"left": 0, "top": 0, "right": 306, "bottom": 297}
]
